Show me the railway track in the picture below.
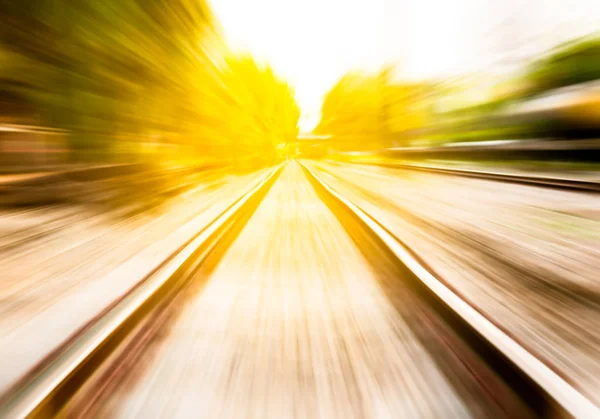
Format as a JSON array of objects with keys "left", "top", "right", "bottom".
[
  {"left": 345, "top": 161, "right": 600, "bottom": 192},
  {"left": 0, "top": 161, "right": 597, "bottom": 418}
]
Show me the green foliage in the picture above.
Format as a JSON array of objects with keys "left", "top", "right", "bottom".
[
  {"left": 526, "top": 35, "right": 600, "bottom": 95},
  {"left": 0, "top": 0, "right": 299, "bottom": 163}
]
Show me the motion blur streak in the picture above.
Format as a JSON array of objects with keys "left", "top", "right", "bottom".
[
  {"left": 0, "top": 0, "right": 298, "bottom": 168},
  {"left": 61, "top": 162, "right": 528, "bottom": 417},
  {"left": 1, "top": 0, "right": 600, "bottom": 416},
  {"left": 308, "top": 160, "right": 600, "bottom": 404},
  {"left": 0, "top": 167, "right": 272, "bottom": 394}
]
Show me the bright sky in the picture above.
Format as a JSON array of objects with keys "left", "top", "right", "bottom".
[{"left": 209, "top": 0, "right": 600, "bottom": 132}]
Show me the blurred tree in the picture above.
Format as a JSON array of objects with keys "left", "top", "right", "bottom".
[
  {"left": 316, "top": 69, "right": 433, "bottom": 149},
  {"left": 223, "top": 56, "right": 299, "bottom": 166},
  {"left": 316, "top": 72, "right": 381, "bottom": 149},
  {"left": 0, "top": 0, "right": 215, "bottom": 160},
  {"left": 1, "top": 0, "right": 300, "bottom": 167},
  {"left": 526, "top": 35, "right": 600, "bottom": 95}
]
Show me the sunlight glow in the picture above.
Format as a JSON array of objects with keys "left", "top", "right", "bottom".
[
  {"left": 210, "top": 0, "right": 388, "bottom": 132},
  {"left": 210, "top": 0, "right": 600, "bottom": 132}
]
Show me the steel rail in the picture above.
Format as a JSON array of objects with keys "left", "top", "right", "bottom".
[
  {"left": 352, "top": 160, "right": 600, "bottom": 192},
  {"left": 0, "top": 164, "right": 283, "bottom": 418},
  {"left": 300, "top": 160, "right": 600, "bottom": 418}
]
